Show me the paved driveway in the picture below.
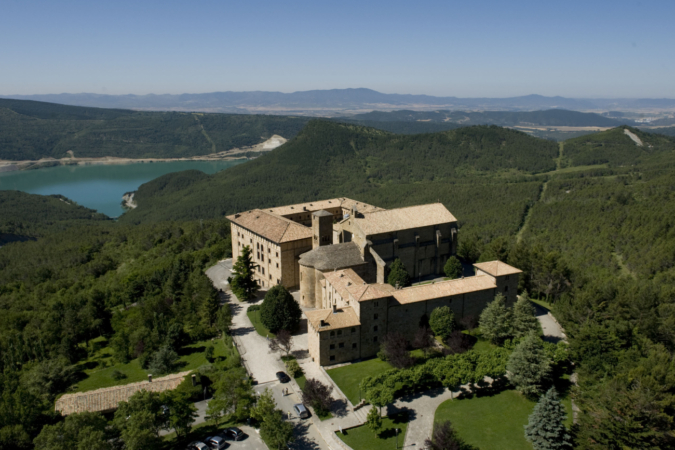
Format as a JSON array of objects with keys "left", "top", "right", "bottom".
[{"left": 206, "top": 259, "right": 233, "bottom": 291}]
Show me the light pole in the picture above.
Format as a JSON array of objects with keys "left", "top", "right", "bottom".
[{"left": 395, "top": 428, "right": 400, "bottom": 449}]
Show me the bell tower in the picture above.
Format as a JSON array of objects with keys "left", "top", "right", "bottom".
[{"left": 312, "top": 210, "right": 333, "bottom": 249}]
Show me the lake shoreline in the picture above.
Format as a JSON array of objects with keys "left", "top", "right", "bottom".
[{"left": 0, "top": 154, "right": 251, "bottom": 172}]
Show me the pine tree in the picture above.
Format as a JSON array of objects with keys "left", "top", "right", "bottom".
[
  {"left": 228, "top": 245, "right": 259, "bottom": 301},
  {"left": 479, "top": 294, "right": 512, "bottom": 344},
  {"left": 387, "top": 258, "right": 411, "bottom": 287},
  {"left": 512, "top": 292, "right": 540, "bottom": 339},
  {"left": 507, "top": 332, "right": 551, "bottom": 397},
  {"left": 444, "top": 256, "right": 463, "bottom": 279},
  {"left": 525, "top": 387, "right": 572, "bottom": 450}
]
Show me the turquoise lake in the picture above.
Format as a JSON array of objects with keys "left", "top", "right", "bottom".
[{"left": 0, "top": 160, "right": 246, "bottom": 218}]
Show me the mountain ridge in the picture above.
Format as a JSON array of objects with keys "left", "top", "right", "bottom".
[{"left": 5, "top": 88, "right": 675, "bottom": 114}]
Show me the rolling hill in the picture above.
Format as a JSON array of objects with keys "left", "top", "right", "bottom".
[{"left": 0, "top": 98, "right": 310, "bottom": 160}]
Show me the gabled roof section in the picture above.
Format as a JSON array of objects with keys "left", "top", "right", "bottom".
[
  {"left": 392, "top": 275, "right": 497, "bottom": 305},
  {"left": 226, "top": 209, "right": 312, "bottom": 243},
  {"left": 353, "top": 203, "right": 456, "bottom": 235},
  {"left": 266, "top": 198, "right": 383, "bottom": 217},
  {"left": 323, "top": 269, "right": 394, "bottom": 302},
  {"left": 306, "top": 306, "right": 361, "bottom": 331},
  {"left": 298, "top": 242, "right": 366, "bottom": 271},
  {"left": 473, "top": 261, "right": 522, "bottom": 277}
]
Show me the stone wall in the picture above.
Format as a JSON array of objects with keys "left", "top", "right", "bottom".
[
  {"left": 318, "top": 326, "right": 361, "bottom": 365},
  {"left": 280, "top": 239, "right": 313, "bottom": 288}
]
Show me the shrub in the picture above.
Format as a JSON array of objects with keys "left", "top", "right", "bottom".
[
  {"left": 285, "top": 359, "right": 302, "bottom": 378},
  {"left": 381, "top": 332, "right": 414, "bottom": 369},
  {"left": 111, "top": 370, "right": 127, "bottom": 381},
  {"left": 205, "top": 345, "right": 215, "bottom": 362},
  {"left": 387, "top": 258, "right": 411, "bottom": 288},
  {"left": 148, "top": 345, "right": 179, "bottom": 376}
]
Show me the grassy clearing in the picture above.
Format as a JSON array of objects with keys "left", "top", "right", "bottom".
[
  {"left": 246, "top": 308, "right": 275, "bottom": 338},
  {"left": 529, "top": 297, "right": 554, "bottom": 311},
  {"left": 336, "top": 412, "right": 409, "bottom": 450},
  {"left": 435, "top": 389, "right": 572, "bottom": 450},
  {"left": 72, "top": 337, "right": 235, "bottom": 393},
  {"left": 327, "top": 358, "right": 393, "bottom": 404}
]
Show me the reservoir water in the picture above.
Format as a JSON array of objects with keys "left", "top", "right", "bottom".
[{"left": 0, "top": 160, "right": 246, "bottom": 217}]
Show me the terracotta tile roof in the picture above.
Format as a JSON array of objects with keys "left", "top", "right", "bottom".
[
  {"left": 323, "top": 269, "right": 395, "bottom": 302},
  {"left": 55, "top": 371, "right": 190, "bottom": 416},
  {"left": 353, "top": 203, "right": 457, "bottom": 236},
  {"left": 266, "top": 198, "right": 382, "bottom": 217},
  {"left": 392, "top": 275, "right": 497, "bottom": 305},
  {"left": 473, "top": 261, "right": 522, "bottom": 277},
  {"left": 226, "top": 209, "right": 312, "bottom": 243},
  {"left": 306, "top": 306, "right": 361, "bottom": 331}
]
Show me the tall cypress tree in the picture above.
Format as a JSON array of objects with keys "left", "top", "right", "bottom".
[
  {"left": 525, "top": 387, "right": 572, "bottom": 450},
  {"left": 387, "top": 258, "right": 411, "bottom": 287},
  {"left": 228, "top": 245, "right": 259, "bottom": 301}
]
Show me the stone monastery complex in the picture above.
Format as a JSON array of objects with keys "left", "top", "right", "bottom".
[{"left": 227, "top": 198, "right": 521, "bottom": 366}]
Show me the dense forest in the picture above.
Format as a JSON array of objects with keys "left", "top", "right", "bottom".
[
  {"left": 119, "top": 122, "right": 675, "bottom": 447},
  {"left": 3, "top": 118, "right": 675, "bottom": 447},
  {"left": 344, "top": 108, "right": 631, "bottom": 127},
  {"left": 121, "top": 121, "right": 559, "bottom": 226},
  {"left": 0, "top": 98, "right": 309, "bottom": 160},
  {"left": 0, "top": 191, "right": 234, "bottom": 448}
]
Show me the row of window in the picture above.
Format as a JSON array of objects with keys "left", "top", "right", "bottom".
[{"left": 329, "top": 327, "right": 357, "bottom": 337}]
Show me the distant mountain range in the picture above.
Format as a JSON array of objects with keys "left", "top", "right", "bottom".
[{"left": 4, "top": 89, "right": 675, "bottom": 115}]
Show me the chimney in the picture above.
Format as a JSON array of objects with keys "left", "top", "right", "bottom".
[
  {"left": 191, "top": 374, "right": 197, "bottom": 387},
  {"left": 332, "top": 304, "right": 337, "bottom": 313},
  {"left": 148, "top": 374, "right": 152, "bottom": 383}
]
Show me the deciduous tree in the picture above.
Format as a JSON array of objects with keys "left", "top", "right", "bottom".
[
  {"left": 366, "top": 407, "right": 382, "bottom": 434},
  {"left": 301, "top": 378, "right": 334, "bottom": 416},
  {"left": 424, "top": 420, "right": 461, "bottom": 450},
  {"left": 444, "top": 256, "right": 463, "bottom": 279},
  {"left": 430, "top": 306, "right": 455, "bottom": 340},
  {"left": 381, "top": 332, "right": 414, "bottom": 369}
]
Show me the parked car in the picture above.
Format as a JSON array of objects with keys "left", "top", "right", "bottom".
[
  {"left": 187, "top": 442, "right": 209, "bottom": 450},
  {"left": 293, "top": 403, "right": 310, "bottom": 419},
  {"left": 224, "top": 427, "right": 246, "bottom": 441},
  {"left": 276, "top": 371, "right": 290, "bottom": 383},
  {"left": 205, "top": 435, "right": 228, "bottom": 449}
]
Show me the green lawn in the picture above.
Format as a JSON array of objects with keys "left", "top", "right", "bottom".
[
  {"left": 247, "top": 308, "right": 275, "bottom": 338},
  {"left": 434, "top": 389, "right": 572, "bottom": 450},
  {"left": 327, "top": 358, "right": 393, "bottom": 404},
  {"left": 336, "top": 412, "right": 409, "bottom": 450},
  {"left": 71, "top": 337, "right": 235, "bottom": 393},
  {"left": 529, "top": 297, "right": 554, "bottom": 311}
]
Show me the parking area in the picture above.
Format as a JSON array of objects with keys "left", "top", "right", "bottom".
[{"left": 186, "top": 425, "right": 267, "bottom": 450}]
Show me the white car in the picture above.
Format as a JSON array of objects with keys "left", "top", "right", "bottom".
[{"left": 187, "top": 442, "right": 209, "bottom": 450}]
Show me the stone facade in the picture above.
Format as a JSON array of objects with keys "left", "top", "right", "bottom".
[{"left": 306, "top": 260, "right": 522, "bottom": 366}]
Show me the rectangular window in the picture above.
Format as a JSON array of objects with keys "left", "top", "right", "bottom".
[
  {"left": 330, "top": 344, "right": 335, "bottom": 350},
  {"left": 339, "top": 342, "right": 344, "bottom": 348},
  {"left": 337, "top": 330, "right": 342, "bottom": 336},
  {"left": 330, "top": 355, "right": 335, "bottom": 361},
  {"left": 277, "top": 279, "right": 280, "bottom": 284},
  {"left": 276, "top": 252, "right": 279, "bottom": 257},
  {"left": 276, "top": 263, "right": 279, "bottom": 268},
  {"left": 351, "top": 327, "right": 356, "bottom": 333},
  {"left": 352, "top": 343, "right": 357, "bottom": 349},
  {"left": 374, "top": 314, "right": 379, "bottom": 320},
  {"left": 373, "top": 325, "right": 378, "bottom": 332},
  {"left": 269, "top": 274, "right": 272, "bottom": 280},
  {"left": 262, "top": 268, "right": 265, "bottom": 275},
  {"left": 373, "top": 336, "right": 378, "bottom": 343},
  {"left": 374, "top": 301, "right": 379, "bottom": 307}
]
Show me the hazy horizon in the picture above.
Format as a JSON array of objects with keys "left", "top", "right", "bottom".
[{"left": 1, "top": 0, "right": 674, "bottom": 98}]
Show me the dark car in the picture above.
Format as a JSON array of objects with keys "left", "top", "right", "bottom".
[
  {"left": 276, "top": 371, "right": 290, "bottom": 383},
  {"left": 224, "top": 427, "right": 246, "bottom": 441}
]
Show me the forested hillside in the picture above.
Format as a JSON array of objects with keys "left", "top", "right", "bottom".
[
  {"left": 0, "top": 193, "right": 234, "bottom": 448},
  {"left": 0, "top": 191, "right": 110, "bottom": 240},
  {"left": 121, "top": 121, "right": 558, "bottom": 231},
  {"left": 345, "top": 108, "right": 630, "bottom": 127},
  {"left": 0, "top": 98, "right": 309, "bottom": 160}
]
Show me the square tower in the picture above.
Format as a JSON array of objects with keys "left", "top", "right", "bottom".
[{"left": 312, "top": 210, "right": 333, "bottom": 249}]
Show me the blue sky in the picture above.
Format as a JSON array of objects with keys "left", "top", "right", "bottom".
[{"left": 1, "top": 0, "right": 673, "bottom": 97}]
